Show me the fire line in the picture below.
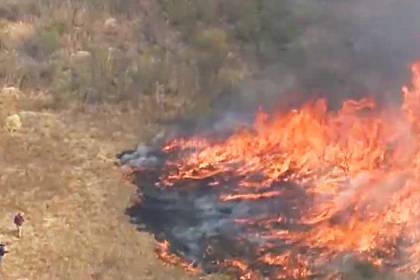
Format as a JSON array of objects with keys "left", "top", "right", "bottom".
[{"left": 124, "top": 62, "right": 420, "bottom": 279}]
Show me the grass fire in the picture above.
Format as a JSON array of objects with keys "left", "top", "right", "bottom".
[
  {"left": 122, "top": 62, "right": 420, "bottom": 279},
  {"left": 2, "top": 0, "right": 420, "bottom": 279}
]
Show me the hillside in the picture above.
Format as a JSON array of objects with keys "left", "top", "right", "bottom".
[
  {"left": 0, "top": 1, "right": 419, "bottom": 279},
  {"left": 0, "top": 90, "right": 208, "bottom": 279},
  {"left": 0, "top": 1, "right": 243, "bottom": 279}
]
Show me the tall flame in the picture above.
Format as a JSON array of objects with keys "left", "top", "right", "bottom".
[{"left": 148, "top": 62, "right": 420, "bottom": 278}]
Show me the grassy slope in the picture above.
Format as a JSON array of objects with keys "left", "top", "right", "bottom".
[
  {"left": 0, "top": 1, "right": 235, "bottom": 279},
  {"left": 0, "top": 91, "right": 229, "bottom": 280}
]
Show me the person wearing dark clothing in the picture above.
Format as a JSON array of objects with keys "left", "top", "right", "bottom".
[
  {"left": 14, "top": 212, "right": 25, "bottom": 238},
  {"left": 0, "top": 244, "right": 8, "bottom": 264}
]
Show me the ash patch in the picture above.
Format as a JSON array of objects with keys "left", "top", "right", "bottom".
[{"left": 122, "top": 145, "right": 310, "bottom": 277}]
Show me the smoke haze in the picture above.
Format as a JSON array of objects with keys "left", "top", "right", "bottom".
[{"left": 232, "top": 0, "right": 420, "bottom": 112}]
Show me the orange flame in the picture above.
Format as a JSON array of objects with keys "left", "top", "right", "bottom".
[
  {"left": 155, "top": 240, "right": 199, "bottom": 273},
  {"left": 156, "top": 62, "right": 420, "bottom": 278}
]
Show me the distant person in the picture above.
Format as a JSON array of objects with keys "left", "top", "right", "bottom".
[
  {"left": 0, "top": 244, "right": 8, "bottom": 264},
  {"left": 14, "top": 212, "right": 25, "bottom": 238}
]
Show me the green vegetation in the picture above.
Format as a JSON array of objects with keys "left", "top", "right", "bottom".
[{"left": 0, "top": 0, "right": 303, "bottom": 117}]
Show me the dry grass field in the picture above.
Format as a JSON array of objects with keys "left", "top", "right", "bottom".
[{"left": 0, "top": 89, "right": 230, "bottom": 280}]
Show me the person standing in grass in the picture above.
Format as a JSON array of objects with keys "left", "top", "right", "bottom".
[
  {"left": 0, "top": 244, "right": 8, "bottom": 264},
  {"left": 14, "top": 212, "right": 25, "bottom": 238}
]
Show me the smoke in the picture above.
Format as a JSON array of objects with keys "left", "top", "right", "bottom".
[
  {"left": 230, "top": 0, "right": 420, "bottom": 112},
  {"left": 149, "top": 0, "right": 420, "bottom": 137},
  {"left": 119, "top": 3, "right": 420, "bottom": 277}
]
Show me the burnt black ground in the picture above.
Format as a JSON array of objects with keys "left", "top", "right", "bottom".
[
  {"left": 125, "top": 154, "right": 312, "bottom": 277},
  {"left": 122, "top": 144, "right": 411, "bottom": 279}
]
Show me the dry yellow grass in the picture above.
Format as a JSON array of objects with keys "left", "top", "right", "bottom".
[
  {"left": 0, "top": 90, "right": 229, "bottom": 280},
  {"left": 0, "top": 20, "right": 34, "bottom": 49}
]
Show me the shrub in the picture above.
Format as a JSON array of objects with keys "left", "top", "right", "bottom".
[
  {"left": 194, "top": 28, "right": 228, "bottom": 76},
  {"left": 38, "top": 29, "right": 61, "bottom": 53},
  {"left": 50, "top": 45, "right": 175, "bottom": 105},
  {"left": 222, "top": 0, "right": 261, "bottom": 42},
  {"left": 0, "top": 49, "right": 52, "bottom": 90},
  {"left": 217, "top": 66, "right": 243, "bottom": 93},
  {"left": 195, "top": 0, "right": 221, "bottom": 24},
  {"left": 159, "top": 0, "right": 196, "bottom": 26},
  {"left": 49, "top": 61, "right": 75, "bottom": 106},
  {"left": 0, "top": 0, "right": 41, "bottom": 21},
  {"left": 106, "top": 0, "right": 140, "bottom": 16},
  {"left": 50, "top": 46, "right": 115, "bottom": 105},
  {"left": 22, "top": 21, "right": 65, "bottom": 60}
]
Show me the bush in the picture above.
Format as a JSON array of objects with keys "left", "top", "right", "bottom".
[
  {"left": 220, "top": 0, "right": 300, "bottom": 58},
  {"left": 160, "top": 0, "right": 196, "bottom": 27},
  {"left": 0, "top": 51, "right": 23, "bottom": 85},
  {"left": 0, "top": 50, "right": 52, "bottom": 89},
  {"left": 195, "top": 0, "right": 221, "bottom": 24},
  {"left": 217, "top": 66, "right": 243, "bottom": 93},
  {"left": 194, "top": 28, "right": 228, "bottom": 76},
  {"left": 50, "top": 45, "right": 175, "bottom": 105},
  {"left": 50, "top": 46, "right": 114, "bottom": 105},
  {"left": 222, "top": 0, "right": 261, "bottom": 42},
  {"left": 38, "top": 29, "right": 61, "bottom": 53},
  {"left": 49, "top": 61, "right": 74, "bottom": 106},
  {"left": 130, "top": 47, "right": 170, "bottom": 96},
  {"left": 22, "top": 21, "right": 65, "bottom": 60},
  {"left": 106, "top": 0, "right": 140, "bottom": 16},
  {"left": 0, "top": 0, "right": 41, "bottom": 21}
]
